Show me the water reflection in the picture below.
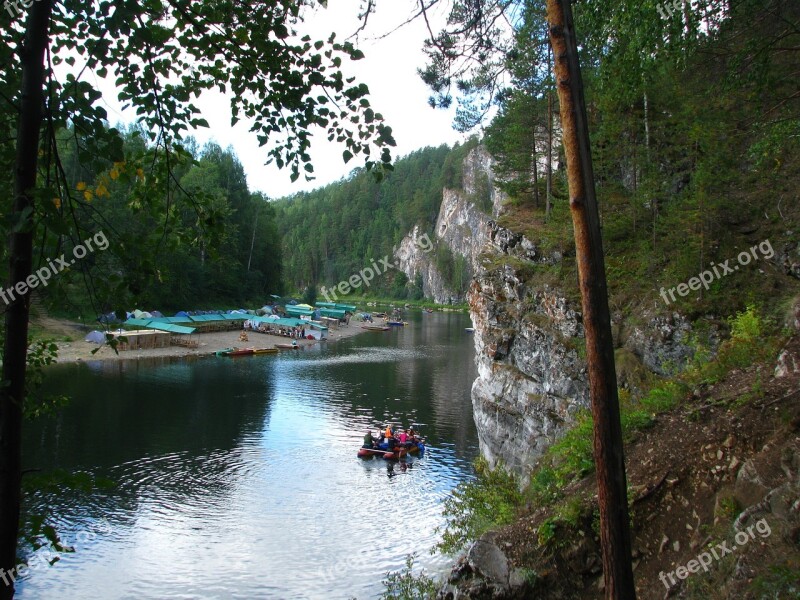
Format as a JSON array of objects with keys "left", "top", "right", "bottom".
[{"left": 20, "top": 311, "right": 478, "bottom": 599}]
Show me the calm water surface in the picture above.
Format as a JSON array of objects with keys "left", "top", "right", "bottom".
[{"left": 19, "top": 311, "right": 478, "bottom": 599}]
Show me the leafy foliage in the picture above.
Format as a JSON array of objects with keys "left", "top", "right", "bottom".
[
  {"left": 436, "top": 457, "right": 522, "bottom": 555},
  {"left": 380, "top": 554, "right": 437, "bottom": 600}
]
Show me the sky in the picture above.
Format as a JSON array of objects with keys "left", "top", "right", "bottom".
[{"left": 95, "top": 0, "right": 468, "bottom": 199}]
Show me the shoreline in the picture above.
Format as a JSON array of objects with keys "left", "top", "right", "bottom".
[{"left": 50, "top": 322, "right": 370, "bottom": 364}]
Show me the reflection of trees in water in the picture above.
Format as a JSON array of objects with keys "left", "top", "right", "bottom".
[
  {"left": 389, "top": 313, "right": 478, "bottom": 457},
  {"left": 27, "top": 357, "right": 276, "bottom": 479}
]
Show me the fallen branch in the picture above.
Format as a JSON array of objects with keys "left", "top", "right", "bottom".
[
  {"left": 756, "top": 387, "right": 800, "bottom": 410},
  {"left": 633, "top": 471, "right": 670, "bottom": 504}
]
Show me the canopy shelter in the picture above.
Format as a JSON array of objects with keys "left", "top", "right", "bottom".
[
  {"left": 318, "top": 308, "right": 346, "bottom": 319},
  {"left": 315, "top": 302, "right": 356, "bottom": 312},
  {"left": 124, "top": 318, "right": 196, "bottom": 335},
  {"left": 284, "top": 305, "right": 314, "bottom": 317},
  {"left": 246, "top": 316, "right": 328, "bottom": 340}
]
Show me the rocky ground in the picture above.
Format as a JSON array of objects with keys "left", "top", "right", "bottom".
[{"left": 439, "top": 336, "right": 800, "bottom": 599}]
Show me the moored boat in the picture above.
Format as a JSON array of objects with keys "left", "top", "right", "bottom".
[
  {"left": 386, "top": 321, "right": 406, "bottom": 327},
  {"left": 214, "top": 347, "right": 235, "bottom": 356},
  {"left": 275, "top": 343, "right": 300, "bottom": 349},
  {"left": 227, "top": 348, "right": 255, "bottom": 356},
  {"left": 361, "top": 325, "right": 390, "bottom": 331},
  {"left": 252, "top": 348, "right": 278, "bottom": 354}
]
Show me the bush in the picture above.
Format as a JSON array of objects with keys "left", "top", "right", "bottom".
[
  {"left": 380, "top": 554, "right": 437, "bottom": 600},
  {"left": 436, "top": 457, "right": 522, "bottom": 555}
]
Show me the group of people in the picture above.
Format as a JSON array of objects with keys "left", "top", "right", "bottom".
[
  {"left": 363, "top": 424, "right": 420, "bottom": 451},
  {"left": 243, "top": 320, "right": 307, "bottom": 339}
]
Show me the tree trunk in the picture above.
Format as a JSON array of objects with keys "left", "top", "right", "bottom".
[
  {"left": 531, "top": 136, "right": 540, "bottom": 208},
  {"left": 1, "top": 3, "right": 54, "bottom": 598},
  {"left": 643, "top": 91, "right": 650, "bottom": 160},
  {"left": 545, "top": 1, "right": 637, "bottom": 598},
  {"left": 247, "top": 206, "right": 259, "bottom": 272},
  {"left": 546, "top": 43, "right": 553, "bottom": 220}
]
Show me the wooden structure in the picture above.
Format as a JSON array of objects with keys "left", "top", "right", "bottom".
[{"left": 110, "top": 330, "right": 170, "bottom": 351}]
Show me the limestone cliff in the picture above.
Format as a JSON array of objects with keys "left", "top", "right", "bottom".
[
  {"left": 394, "top": 146, "right": 503, "bottom": 303},
  {"left": 468, "top": 223, "right": 589, "bottom": 478}
]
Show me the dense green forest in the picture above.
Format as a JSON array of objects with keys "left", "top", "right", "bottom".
[
  {"left": 2, "top": 128, "right": 284, "bottom": 315},
  {"left": 14, "top": 0, "right": 798, "bottom": 321},
  {"left": 420, "top": 0, "right": 800, "bottom": 320},
  {"left": 273, "top": 139, "right": 479, "bottom": 299}
]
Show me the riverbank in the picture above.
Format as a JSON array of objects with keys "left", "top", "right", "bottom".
[{"left": 47, "top": 320, "right": 369, "bottom": 364}]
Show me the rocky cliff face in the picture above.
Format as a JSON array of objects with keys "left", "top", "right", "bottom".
[
  {"left": 398, "top": 145, "right": 703, "bottom": 479},
  {"left": 468, "top": 223, "right": 589, "bottom": 478},
  {"left": 394, "top": 146, "right": 503, "bottom": 303}
]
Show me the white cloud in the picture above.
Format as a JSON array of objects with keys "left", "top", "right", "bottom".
[{"left": 94, "top": 0, "right": 466, "bottom": 198}]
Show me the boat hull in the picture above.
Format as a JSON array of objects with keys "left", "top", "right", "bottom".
[{"left": 357, "top": 443, "right": 424, "bottom": 460}]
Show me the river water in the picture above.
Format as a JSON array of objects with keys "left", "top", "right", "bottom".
[{"left": 18, "top": 311, "right": 478, "bottom": 599}]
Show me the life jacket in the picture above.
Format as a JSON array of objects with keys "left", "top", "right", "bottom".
[{"left": 385, "top": 426, "right": 393, "bottom": 438}]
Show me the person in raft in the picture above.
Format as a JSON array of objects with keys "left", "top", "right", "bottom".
[
  {"left": 385, "top": 425, "right": 398, "bottom": 451},
  {"left": 363, "top": 430, "right": 375, "bottom": 449},
  {"left": 397, "top": 429, "right": 409, "bottom": 447}
]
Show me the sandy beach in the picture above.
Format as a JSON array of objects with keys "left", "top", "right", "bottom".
[{"left": 49, "top": 321, "right": 369, "bottom": 364}]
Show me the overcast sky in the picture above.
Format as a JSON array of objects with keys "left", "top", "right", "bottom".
[{"left": 94, "top": 0, "right": 467, "bottom": 199}]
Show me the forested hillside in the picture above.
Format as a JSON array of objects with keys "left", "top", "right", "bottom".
[
  {"left": 274, "top": 139, "right": 479, "bottom": 298},
  {"left": 433, "top": 0, "right": 800, "bottom": 320},
  {"left": 6, "top": 127, "right": 284, "bottom": 315}
]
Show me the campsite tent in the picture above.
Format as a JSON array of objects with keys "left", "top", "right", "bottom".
[{"left": 84, "top": 331, "right": 106, "bottom": 344}]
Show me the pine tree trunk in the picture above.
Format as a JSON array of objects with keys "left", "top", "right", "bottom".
[
  {"left": 546, "top": 50, "right": 553, "bottom": 221},
  {"left": 546, "top": 1, "right": 637, "bottom": 598},
  {"left": 1, "top": 3, "right": 54, "bottom": 598},
  {"left": 532, "top": 137, "right": 540, "bottom": 207}
]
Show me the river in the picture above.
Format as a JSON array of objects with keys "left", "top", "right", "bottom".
[{"left": 18, "top": 311, "right": 478, "bottom": 599}]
